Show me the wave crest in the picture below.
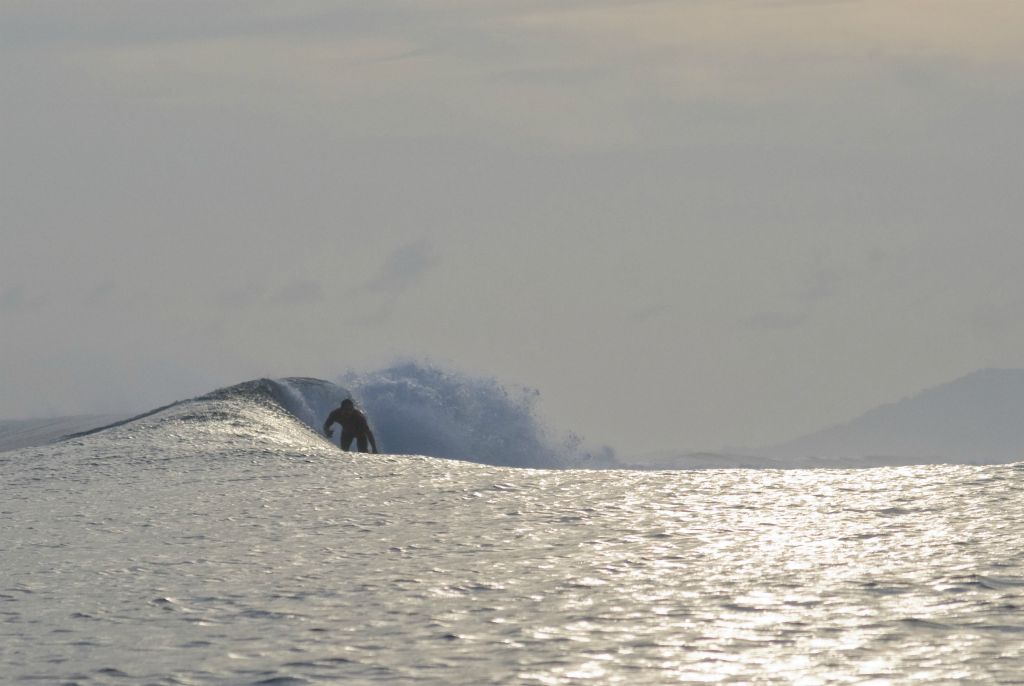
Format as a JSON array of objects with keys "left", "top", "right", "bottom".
[
  {"left": 54, "top": 364, "right": 614, "bottom": 469},
  {"left": 341, "top": 363, "right": 615, "bottom": 468}
]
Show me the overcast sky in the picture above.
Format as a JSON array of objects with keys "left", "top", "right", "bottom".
[{"left": 3, "top": 0, "right": 1024, "bottom": 454}]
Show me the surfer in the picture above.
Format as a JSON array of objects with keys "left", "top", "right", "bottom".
[{"left": 323, "top": 399, "right": 378, "bottom": 453}]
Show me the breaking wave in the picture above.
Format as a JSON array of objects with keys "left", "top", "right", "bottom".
[
  {"left": 54, "top": 363, "right": 616, "bottom": 469},
  {"left": 341, "top": 363, "right": 616, "bottom": 468}
]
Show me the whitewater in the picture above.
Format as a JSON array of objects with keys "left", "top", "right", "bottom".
[{"left": 3, "top": 368, "right": 1024, "bottom": 684}]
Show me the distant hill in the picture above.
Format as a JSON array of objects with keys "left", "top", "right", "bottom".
[{"left": 760, "top": 368, "right": 1024, "bottom": 464}]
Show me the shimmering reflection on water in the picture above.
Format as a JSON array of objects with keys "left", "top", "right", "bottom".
[{"left": 4, "top": 445, "right": 1024, "bottom": 684}]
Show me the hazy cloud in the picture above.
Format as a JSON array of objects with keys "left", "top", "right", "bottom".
[
  {"left": 971, "top": 297, "right": 1024, "bottom": 333},
  {"left": 271, "top": 279, "right": 325, "bottom": 306},
  {"left": 798, "top": 268, "right": 842, "bottom": 303},
  {"left": 364, "top": 240, "right": 440, "bottom": 295},
  {"left": 215, "top": 280, "right": 325, "bottom": 308},
  {"left": 81, "top": 280, "right": 117, "bottom": 307},
  {"left": 626, "top": 304, "right": 670, "bottom": 325},
  {"left": 215, "top": 279, "right": 270, "bottom": 310},
  {"left": 0, "top": 285, "right": 46, "bottom": 312},
  {"left": 742, "top": 311, "right": 808, "bottom": 332}
]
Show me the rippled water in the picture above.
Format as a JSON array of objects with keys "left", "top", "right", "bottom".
[{"left": 4, "top": 404, "right": 1024, "bottom": 684}]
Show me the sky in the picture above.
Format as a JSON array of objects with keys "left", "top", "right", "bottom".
[{"left": 3, "top": 0, "right": 1024, "bottom": 455}]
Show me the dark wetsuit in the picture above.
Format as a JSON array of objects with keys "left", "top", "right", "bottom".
[{"left": 323, "top": 407, "right": 374, "bottom": 452}]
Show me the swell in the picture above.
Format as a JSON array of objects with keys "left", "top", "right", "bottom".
[
  {"left": 60, "top": 378, "right": 319, "bottom": 441},
  {"left": 51, "top": 364, "right": 615, "bottom": 469}
]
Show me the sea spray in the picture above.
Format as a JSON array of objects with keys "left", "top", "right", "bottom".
[{"left": 341, "top": 362, "right": 617, "bottom": 468}]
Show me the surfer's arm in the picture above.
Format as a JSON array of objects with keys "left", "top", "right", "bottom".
[
  {"left": 366, "top": 428, "right": 377, "bottom": 453},
  {"left": 322, "top": 412, "right": 336, "bottom": 435}
]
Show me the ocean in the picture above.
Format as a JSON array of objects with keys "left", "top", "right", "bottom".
[{"left": 3, "top": 371, "right": 1024, "bottom": 684}]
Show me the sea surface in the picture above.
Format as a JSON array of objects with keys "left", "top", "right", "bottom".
[{"left": 3, "top": 376, "right": 1024, "bottom": 684}]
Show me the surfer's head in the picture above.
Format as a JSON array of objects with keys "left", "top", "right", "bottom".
[{"left": 340, "top": 398, "right": 355, "bottom": 410}]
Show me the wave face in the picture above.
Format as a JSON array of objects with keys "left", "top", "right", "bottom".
[
  {"left": 50, "top": 367, "right": 612, "bottom": 469},
  {"left": 54, "top": 378, "right": 344, "bottom": 460}
]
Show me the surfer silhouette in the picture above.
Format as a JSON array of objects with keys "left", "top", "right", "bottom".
[{"left": 323, "top": 399, "right": 378, "bottom": 453}]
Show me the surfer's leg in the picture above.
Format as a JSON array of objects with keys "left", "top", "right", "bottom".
[
  {"left": 341, "top": 432, "right": 355, "bottom": 451},
  {"left": 356, "top": 436, "right": 369, "bottom": 453}
]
